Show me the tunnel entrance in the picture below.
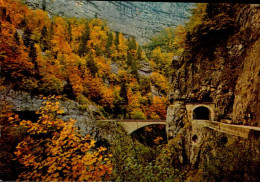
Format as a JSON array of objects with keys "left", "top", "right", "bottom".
[
  {"left": 193, "top": 106, "right": 210, "bottom": 120},
  {"left": 14, "top": 111, "right": 40, "bottom": 122}
]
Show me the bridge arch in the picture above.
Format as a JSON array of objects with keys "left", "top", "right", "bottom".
[
  {"left": 129, "top": 123, "right": 166, "bottom": 134},
  {"left": 116, "top": 121, "right": 166, "bottom": 134},
  {"left": 131, "top": 123, "right": 167, "bottom": 146},
  {"left": 125, "top": 123, "right": 166, "bottom": 134},
  {"left": 96, "top": 120, "right": 166, "bottom": 134}
]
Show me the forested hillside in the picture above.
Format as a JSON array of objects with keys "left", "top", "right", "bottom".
[{"left": 0, "top": 0, "right": 171, "bottom": 120}]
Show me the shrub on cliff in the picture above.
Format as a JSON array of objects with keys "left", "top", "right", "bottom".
[
  {"left": 12, "top": 96, "right": 112, "bottom": 181},
  {"left": 202, "top": 139, "right": 259, "bottom": 182}
]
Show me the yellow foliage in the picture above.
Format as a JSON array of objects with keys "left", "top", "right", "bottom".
[
  {"left": 186, "top": 3, "right": 208, "bottom": 33},
  {"left": 15, "top": 97, "right": 113, "bottom": 181},
  {"left": 151, "top": 72, "right": 169, "bottom": 93},
  {"left": 148, "top": 96, "right": 168, "bottom": 119},
  {"left": 51, "top": 17, "right": 72, "bottom": 54}
]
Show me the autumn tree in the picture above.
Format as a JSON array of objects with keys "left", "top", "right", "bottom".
[
  {"left": 114, "top": 31, "right": 119, "bottom": 50},
  {"left": 86, "top": 58, "right": 98, "bottom": 77},
  {"left": 78, "top": 22, "right": 90, "bottom": 57},
  {"left": 40, "top": 26, "right": 51, "bottom": 51},
  {"left": 148, "top": 96, "right": 168, "bottom": 119},
  {"left": 137, "top": 46, "right": 142, "bottom": 60},
  {"left": 119, "top": 81, "right": 128, "bottom": 117},
  {"left": 15, "top": 96, "right": 113, "bottom": 181},
  {"left": 23, "top": 28, "right": 33, "bottom": 48},
  {"left": 0, "top": 100, "right": 25, "bottom": 180},
  {"left": 106, "top": 31, "right": 113, "bottom": 56},
  {"left": 127, "top": 37, "right": 139, "bottom": 81}
]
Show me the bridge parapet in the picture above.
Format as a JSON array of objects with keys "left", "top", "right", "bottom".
[{"left": 191, "top": 120, "right": 260, "bottom": 140}]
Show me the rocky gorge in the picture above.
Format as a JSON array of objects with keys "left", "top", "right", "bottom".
[
  {"left": 0, "top": 1, "right": 259, "bottom": 181},
  {"left": 166, "top": 3, "right": 260, "bottom": 179}
]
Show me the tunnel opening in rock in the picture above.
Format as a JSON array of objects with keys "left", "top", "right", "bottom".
[
  {"left": 131, "top": 124, "right": 167, "bottom": 147},
  {"left": 14, "top": 111, "right": 40, "bottom": 122},
  {"left": 193, "top": 106, "right": 210, "bottom": 120}
]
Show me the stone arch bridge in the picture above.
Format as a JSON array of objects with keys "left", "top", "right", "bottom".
[{"left": 97, "top": 119, "right": 166, "bottom": 134}]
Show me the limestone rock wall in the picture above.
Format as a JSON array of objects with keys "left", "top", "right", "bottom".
[
  {"left": 25, "top": 0, "right": 193, "bottom": 45},
  {"left": 168, "top": 4, "right": 260, "bottom": 126},
  {"left": 0, "top": 88, "right": 102, "bottom": 139},
  {"left": 232, "top": 39, "right": 260, "bottom": 125}
]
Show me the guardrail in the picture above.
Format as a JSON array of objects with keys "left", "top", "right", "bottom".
[{"left": 192, "top": 120, "right": 260, "bottom": 140}]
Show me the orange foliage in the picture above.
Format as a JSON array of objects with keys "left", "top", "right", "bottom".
[
  {"left": 88, "top": 25, "right": 107, "bottom": 53},
  {"left": 110, "top": 33, "right": 128, "bottom": 64},
  {"left": 15, "top": 96, "right": 113, "bottom": 181},
  {"left": 151, "top": 72, "right": 169, "bottom": 94},
  {"left": 67, "top": 65, "right": 84, "bottom": 96},
  {"left": 26, "top": 9, "right": 50, "bottom": 37},
  {"left": 95, "top": 56, "right": 111, "bottom": 78},
  {"left": 0, "top": 0, "right": 169, "bottom": 120},
  {"left": 0, "top": 1, "right": 35, "bottom": 79},
  {"left": 100, "top": 87, "right": 115, "bottom": 108},
  {"left": 148, "top": 96, "right": 168, "bottom": 119},
  {"left": 51, "top": 17, "right": 72, "bottom": 55}
]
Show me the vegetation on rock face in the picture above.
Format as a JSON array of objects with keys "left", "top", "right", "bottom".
[
  {"left": 0, "top": 0, "right": 168, "bottom": 120},
  {"left": 147, "top": 2, "right": 260, "bottom": 181},
  {"left": 0, "top": 101, "right": 26, "bottom": 180},
  {"left": 201, "top": 135, "right": 259, "bottom": 182},
  {"left": 97, "top": 121, "right": 185, "bottom": 182},
  {"left": 2, "top": 96, "right": 113, "bottom": 181}
]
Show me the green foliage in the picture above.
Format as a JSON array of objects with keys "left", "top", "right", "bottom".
[
  {"left": 114, "top": 31, "right": 119, "bottom": 50},
  {"left": 20, "top": 77, "right": 38, "bottom": 91},
  {"left": 97, "top": 121, "right": 180, "bottom": 182},
  {"left": 76, "top": 94, "right": 90, "bottom": 105},
  {"left": 42, "top": 0, "right": 46, "bottom": 11},
  {"left": 40, "top": 26, "right": 51, "bottom": 51},
  {"left": 119, "top": 81, "right": 128, "bottom": 105},
  {"left": 145, "top": 27, "right": 175, "bottom": 53},
  {"left": 67, "top": 20, "right": 72, "bottom": 43},
  {"left": 78, "top": 22, "right": 90, "bottom": 57},
  {"left": 38, "top": 75, "right": 64, "bottom": 94},
  {"left": 202, "top": 139, "right": 259, "bottom": 182},
  {"left": 139, "top": 76, "right": 151, "bottom": 95},
  {"left": 185, "top": 3, "right": 207, "bottom": 33},
  {"left": 105, "top": 31, "right": 113, "bottom": 56},
  {"left": 127, "top": 36, "right": 137, "bottom": 50},
  {"left": 130, "top": 59, "right": 139, "bottom": 81},
  {"left": 137, "top": 46, "right": 142, "bottom": 59},
  {"left": 130, "top": 108, "right": 146, "bottom": 119},
  {"left": 86, "top": 58, "right": 98, "bottom": 77},
  {"left": 22, "top": 28, "right": 33, "bottom": 48}
]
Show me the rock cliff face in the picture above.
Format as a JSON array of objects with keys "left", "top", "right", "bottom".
[
  {"left": 166, "top": 3, "right": 260, "bottom": 167},
  {"left": 25, "top": 0, "right": 193, "bottom": 45},
  {"left": 168, "top": 3, "right": 260, "bottom": 126},
  {"left": 0, "top": 88, "right": 103, "bottom": 139}
]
